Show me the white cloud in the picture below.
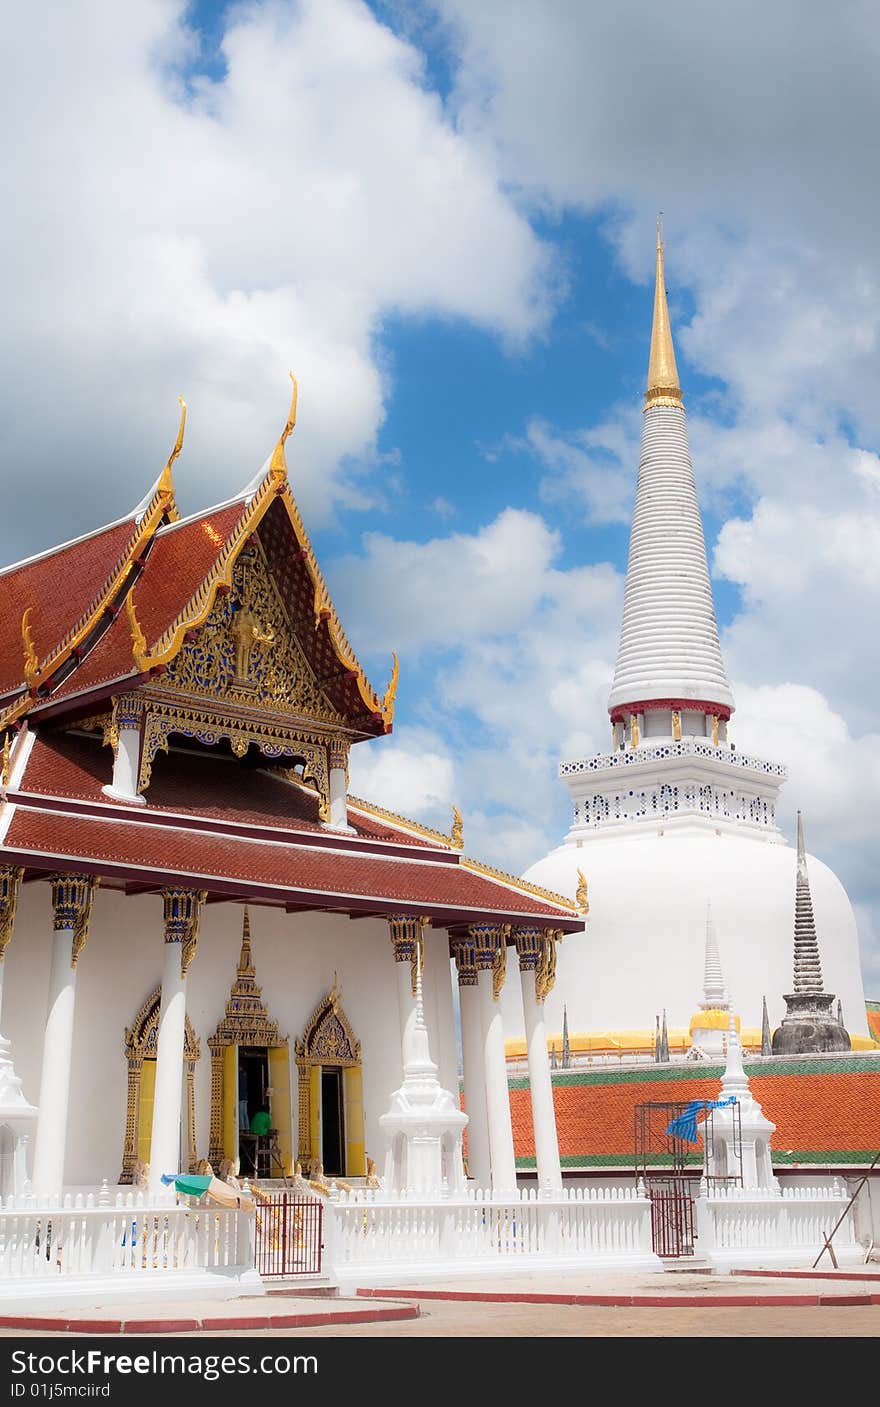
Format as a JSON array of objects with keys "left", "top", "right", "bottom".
[
  {"left": 330, "top": 507, "right": 567, "bottom": 652},
  {"left": 348, "top": 724, "right": 456, "bottom": 828},
  {"left": 0, "top": 0, "right": 553, "bottom": 561}
]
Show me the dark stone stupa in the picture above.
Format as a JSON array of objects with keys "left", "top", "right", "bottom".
[{"left": 771, "top": 814, "right": 851, "bottom": 1055}]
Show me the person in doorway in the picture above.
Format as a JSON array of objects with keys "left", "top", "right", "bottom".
[{"left": 250, "top": 1104, "right": 272, "bottom": 1135}]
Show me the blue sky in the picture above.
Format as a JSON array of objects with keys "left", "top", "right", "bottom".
[{"left": 2, "top": 0, "right": 880, "bottom": 990}]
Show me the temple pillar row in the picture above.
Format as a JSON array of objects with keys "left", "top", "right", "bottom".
[
  {"left": 148, "top": 887, "right": 205, "bottom": 1196},
  {"left": 32, "top": 873, "right": 99, "bottom": 1199}
]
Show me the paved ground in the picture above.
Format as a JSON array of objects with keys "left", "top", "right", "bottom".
[{"left": 2, "top": 1269, "right": 879, "bottom": 1337}]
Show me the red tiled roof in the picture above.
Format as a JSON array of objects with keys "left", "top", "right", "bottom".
[
  {"left": 510, "top": 1062, "right": 880, "bottom": 1167},
  {"left": 18, "top": 731, "right": 436, "bottom": 847},
  {"left": 44, "top": 504, "right": 246, "bottom": 703},
  {"left": 0, "top": 519, "right": 136, "bottom": 697},
  {"left": 1, "top": 802, "right": 579, "bottom": 922}
]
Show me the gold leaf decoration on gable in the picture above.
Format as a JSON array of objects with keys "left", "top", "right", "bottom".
[{"left": 161, "top": 546, "right": 343, "bottom": 727}]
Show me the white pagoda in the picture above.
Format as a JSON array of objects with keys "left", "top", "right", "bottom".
[{"left": 519, "top": 223, "right": 869, "bottom": 1046}]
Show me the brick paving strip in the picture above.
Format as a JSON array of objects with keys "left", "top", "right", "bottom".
[{"left": 0, "top": 1298, "right": 418, "bottom": 1336}]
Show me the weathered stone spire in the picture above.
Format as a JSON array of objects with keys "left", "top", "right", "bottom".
[
  {"left": 645, "top": 216, "right": 682, "bottom": 409},
  {"left": 792, "top": 812, "right": 824, "bottom": 993},
  {"left": 562, "top": 1005, "right": 571, "bottom": 1068},
  {"left": 772, "top": 814, "right": 851, "bottom": 1055},
  {"left": 659, "top": 1008, "right": 670, "bottom": 1063}
]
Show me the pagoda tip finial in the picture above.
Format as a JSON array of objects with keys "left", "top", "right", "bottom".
[
  {"left": 270, "top": 372, "right": 298, "bottom": 486},
  {"left": 645, "top": 217, "right": 682, "bottom": 410}
]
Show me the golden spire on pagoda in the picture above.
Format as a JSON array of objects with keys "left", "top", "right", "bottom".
[
  {"left": 269, "top": 372, "right": 298, "bottom": 486},
  {"left": 645, "top": 214, "right": 683, "bottom": 409}
]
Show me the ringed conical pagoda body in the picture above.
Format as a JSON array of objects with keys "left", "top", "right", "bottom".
[{"left": 517, "top": 226, "right": 871, "bottom": 1050}]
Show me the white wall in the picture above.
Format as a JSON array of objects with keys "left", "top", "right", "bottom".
[{"left": 1, "top": 883, "right": 407, "bottom": 1185}]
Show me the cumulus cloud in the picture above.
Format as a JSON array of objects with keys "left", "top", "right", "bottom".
[{"left": 0, "top": 0, "right": 553, "bottom": 561}]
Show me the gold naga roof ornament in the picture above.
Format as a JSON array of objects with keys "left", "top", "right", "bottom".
[
  {"left": 575, "top": 868, "right": 590, "bottom": 916},
  {"left": 381, "top": 652, "right": 399, "bottom": 725},
  {"left": 21, "top": 609, "right": 39, "bottom": 690},
  {"left": 269, "top": 372, "right": 298, "bottom": 488},
  {"left": 0, "top": 731, "right": 11, "bottom": 787},
  {"left": 155, "top": 395, "right": 187, "bottom": 513},
  {"left": 645, "top": 213, "right": 683, "bottom": 410},
  {"left": 451, "top": 804, "right": 464, "bottom": 849},
  {"left": 126, "top": 592, "right": 149, "bottom": 672}
]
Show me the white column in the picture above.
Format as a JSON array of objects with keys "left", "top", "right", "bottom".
[
  {"left": 388, "top": 915, "right": 425, "bottom": 1059},
  {"left": 32, "top": 874, "right": 97, "bottom": 1199},
  {"left": 455, "top": 941, "right": 491, "bottom": 1188},
  {"left": 424, "top": 930, "right": 459, "bottom": 1102},
  {"left": 515, "top": 927, "right": 562, "bottom": 1193},
  {"left": 326, "top": 740, "right": 354, "bottom": 831},
  {"left": 101, "top": 701, "right": 146, "bottom": 806},
  {"left": 148, "top": 888, "right": 204, "bottom": 1196},
  {"left": 473, "top": 926, "right": 517, "bottom": 1194}
]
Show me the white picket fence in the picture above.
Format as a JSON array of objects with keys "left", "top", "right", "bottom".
[
  {"left": 695, "top": 1183, "right": 863, "bottom": 1271},
  {"left": 0, "top": 1189, "right": 260, "bottom": 1306},
  {"left": 324, "top": 1184, "right": 662, "bottom": 1285}
]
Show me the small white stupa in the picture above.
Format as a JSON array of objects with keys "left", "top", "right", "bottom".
[
  {"left": 380, "top": 949, "right": 467, "bottom": 1196},
  {"left": 704, "top": 1009, "right": 777, "bottom": 1192},
  {"left": 689, "top": 906, "right": 733, "bottom": 1059}
]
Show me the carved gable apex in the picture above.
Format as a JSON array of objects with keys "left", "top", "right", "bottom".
[{"left": 158, "top": 543, "right": 344, "bottom": 729}]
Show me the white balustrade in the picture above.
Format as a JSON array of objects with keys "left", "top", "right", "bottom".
[
  {"left": 695, "top": 1183, "right": 861, "bottom": 1270},
  {"left": 324, "top": 1184, "right": 660, "bottom": 1283},
  {"left": 0, "top": 1191, "right": 255, "bottom": 1285}
]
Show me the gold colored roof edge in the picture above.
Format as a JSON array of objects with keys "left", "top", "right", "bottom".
[
  {"left": 346, "top": 795, "right": 455, "bottom": 849},
  {"left": 134, "top": 380, "right": 391, "bottom": 730},
  {"left": 459, "top": 855, "right": 579, "bottom": 915}
]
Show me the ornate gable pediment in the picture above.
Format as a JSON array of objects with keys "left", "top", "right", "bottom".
[
  {"left": 124, "top": 986, "right": 200, "bottom": 1063},
  {"left": 161, "top": 545, "right": 343, "bottom": 728},
  {"left": 295, "top": 978, "right": 361, "bottom": 1067}
]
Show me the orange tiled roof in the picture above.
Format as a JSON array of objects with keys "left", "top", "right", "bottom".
[
  {"left": 510, "top": 1057, "right": 880, "bottom": 1169},
  {"left": 867, "top": 1001, "right": 880, "bottom": 1044}
]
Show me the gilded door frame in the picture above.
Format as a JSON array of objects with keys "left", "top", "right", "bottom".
[
  {"left": 294, "top": 980, "right": 364, "bottom": 1174},
  {"left": 207, "top": 909, "right": 289, "bottom": 1168},
  {"left": 120, "top": 986, "right": 200, "bottom": 1183}
]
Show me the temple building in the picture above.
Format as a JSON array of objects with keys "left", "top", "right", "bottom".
[
  {"left": 515, "top": 226, "right": 875, "bottom": 1057},
  {"left": 0, "top": 381, "right": 584, "bottom": 1199}
]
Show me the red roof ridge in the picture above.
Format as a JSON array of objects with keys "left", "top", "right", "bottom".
[{"left": 459, "top": 854, "right": 580, "bottom": 916}]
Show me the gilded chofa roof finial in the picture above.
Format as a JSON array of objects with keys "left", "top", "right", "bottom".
[
  {"left": 157, "top": 396, "right": 186, "bottom": 502},
  {"left": 269, "top": 372, "right": 298, "bottom": 486},
  {"left": 645, "top": 214, "right": 683, "bottom": 409}
]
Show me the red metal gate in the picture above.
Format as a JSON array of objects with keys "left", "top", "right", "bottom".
[
  {"left": 648, "top": 1181, "right": 695, "bottom": 1257},
  {"left": 254, "top": 1194, "right": 323, "bottom": 1277}
]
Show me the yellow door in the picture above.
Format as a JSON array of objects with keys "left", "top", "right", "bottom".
[
  {"left": 308, "top": 1065, "right": 321, "bottom": 1167},
  {"left": 268, "top": 1045, "right": 293, "bottom": 1175},
  {"left": 222, "top": 1043, "right": 237, "bottom": 1163},
  {"left": 343, "top": 1066, "right": 365, "bottom": 1176},
  {"left": 137, "top": 1058, "right": 157, "bottom": 1165}
]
